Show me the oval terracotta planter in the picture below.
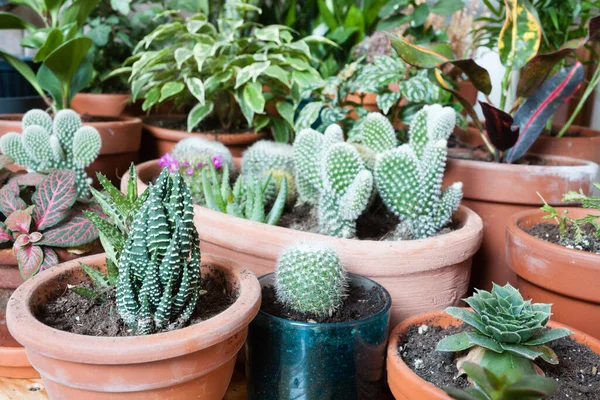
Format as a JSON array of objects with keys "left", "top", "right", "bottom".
[
  {"left": 443, "top": 154, "right": 598, "bottom": 291},
  {"left": 529, "top": 125, "right": 600, "bottom": 164},
  {"left": 0, "top": 114, "right": 142, "bottom": 186},
  {"left": 387, "top": 310, "right": 600, "bottom": 400},
  {"left": 507, "top": 207, "right": 600, "bottom": 339},
  {"left": 71, "top": 93, "right": 130, "bottom": 117},
  {"left": 7, "top": 252, "right": 261, "bottom": 399},
  {"left": 142, "top": 116, "right": 265, "bottom": 160},
  {"left": 127, "top": 160, "right": 484, "bottom": 327}
]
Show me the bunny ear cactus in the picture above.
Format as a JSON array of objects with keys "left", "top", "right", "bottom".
[
  {"left": 117, "top": 168, "right": 201, "bottom": 335},
  {"left": 437, "top": 284, "right": 572, "bottom": 379},
  {"left": 375, "top": 105, "right": 462, "bottom": 239},
  {"left": 353, "top": 112, "right": 398, "bottom": 170},
  {"left": 0, "top": 170, "right": 99, "bottom": 280},
  {"left": 275, "top": 242, "right": 348, "bottom": 317},
  {"left": 0, "top": 109, "right": 101, "bottom": 198}
]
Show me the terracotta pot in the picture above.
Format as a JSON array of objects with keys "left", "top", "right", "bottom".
[
  {"left": 142, "top": 116, "right": 265, "bottom": 159},
  {"left": 128, "top": 160, "right": 483, "bottom": 327},
  {"left": 529, "top": 125, "right": 600, "bottom": 164},
  {"left": 0, "top": 114, "right": 142, "bottom": 186},
  {"left": 345, "top": 83, "right": 402, "bottom": 119},
  {"left": 7, "top": 253, "right": 261, "bottom": 399},
  {"left": 507, "top": 207, "right": 600, "bottom": 339},
  {"left": 71, "top": 93, "right": 130, "bottom": 117},
  {"left": 0, "top": 244, "right": 103, "bottom": 379},
  {"left": 443, "top": 154, "right": 598, "bottom": 291},
  {"left": 386, "top": 310, "right": 600, "bottom": 400},
  {"left": 456, "top": 81, "right": 478, "bottom": 106}
]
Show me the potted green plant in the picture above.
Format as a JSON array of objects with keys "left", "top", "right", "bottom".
[
  {"left": 246, "top": 242, "right": 391, "bottom": 399},
  {"left": 6, "top": 166, "right": 261, "bottom": 398},
  {"left": 0, "top": 1, "right": 143, "bottom": 185},
  {"left": 127, "top": 104, "right": 484, "bottom": 327},
  {"left": 507, "top": 184, "right": 600, "bottom": 339},
  {"left": 124, "top": 2, "right": 328, "bottom": 158},
  {"left": 391, "top": 10, "right": 600, "bottom": 290},
  {"left": 386, "top": 284, "right": 600, "bottom": 399}
]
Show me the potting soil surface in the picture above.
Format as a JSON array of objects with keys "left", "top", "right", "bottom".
[
  {"left": 145, "top": 116, "right": 251, "bottom": 135},
  {"left": 526, "top": 222, "right": 600, "bottom": 254},
  {"left": 36, "top": 266, "right": 236, "bottom": 337},
  {"left": 399, "top": 323, "right": 600, "bottom": 399},
  {"left": 448, "top": 138, "right": 557, "bottom": 165},
  {"left": 261, "top": 283, "right": 387, "bottom": 323}
]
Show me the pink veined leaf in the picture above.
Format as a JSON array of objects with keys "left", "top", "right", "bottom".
[
  {"left": 13, "top": 234, "right": 30, "bottom": 254},
  {"left": 9, "top": 172, "right": 47, "bottom": 187},
  {"left": 39, "top": 246, "right": 59, "bottom": 272},
  {"left": 29, "top": 231, "right": 43, "bottom": 243},
  {"left": 0, "top": 181, "right": 26, "bottom": 217},
  {"left": 37, "top": 209, "right": 99, "bottom": 248},
  {"left": 0, "top": 222, "right": 13, "bottom": 244},
  {"left": 32, "top": 170, "right": 77, "bottom": 231},
  {"left": 17, "top": 243, "right": 43, "bottom": 280},
  {"left": 5, "top": 205, "right": 33, "bottom": 234}
]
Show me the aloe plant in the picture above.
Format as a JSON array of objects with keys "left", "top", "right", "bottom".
[
  {"left": 0, "top": 170, "right": 99, "bottom": 280},
  {"left": 389, "top": 9, "right": 600, "bottom": 163}
]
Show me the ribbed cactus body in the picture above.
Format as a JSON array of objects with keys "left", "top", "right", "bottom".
[
  {"left": 242, "top": 140, "right": 295, "bottom": 177},
  {"left": 374, "top": 105, "right": 462, "bottom": 239},
  {"left": 116, "top": 168, "right": 201, "bottom": 335},
  {"left": 0, "top": 109, "right": 101, "bottom": 198},
  {"left": 275, "top": 242, "right": 348, "bottom": 317}
]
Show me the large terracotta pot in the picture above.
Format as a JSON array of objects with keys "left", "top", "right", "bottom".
[
  {"left": 128, "top": 160, "right": 484, "bottom": 327},
  {"left": 7, "top": 253, "right": 261, "bottom": 399},
  {"left": 0, "top": 245, "right": 101, "bottom": 379},
  {"left": 386, "top": 310, "right": 600, "bottom": 400},
  {"left": 0, "top": 114, "right": 142, "bottom": 186},
  {"left": 507, "top": 207, "right": 600, "bottom": 339},
  {"left": 142, "top": 116, "right": 265, "bottom": 159},
  {"left": 529, "top": 125, "right": 600, "bottom": 164},
  {"left": 443, "top": 154, "right": 598, "bottom": 291},
  {"left": 71, "top": 93, "right": 130, "bottom": 117}
]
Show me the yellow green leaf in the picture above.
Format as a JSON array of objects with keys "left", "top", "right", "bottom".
[{"left": 498, "top": 0, "right": 541, "bottom": 70}]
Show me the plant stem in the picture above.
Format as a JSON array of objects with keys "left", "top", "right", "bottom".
[
  {"left": 556, "top": 63, "right": 600, "bottom": 137},
  {"left": 499, "top": 66, "right": 512, "bottom": 112}
]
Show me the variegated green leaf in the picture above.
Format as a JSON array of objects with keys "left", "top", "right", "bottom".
[
  {"left": 185, "top": 77, "right": 205, "bottom": 105},
  {"left": 235, "top": 61, "right": 271, "bottom": 89},
  {"left": 294, "top": 101, "right": 323, "bottom": 132},
  {"left": 498, "top": 0, "right": 541, "bottom": 70},
  {"left": 376, "top": 91, "right": 402, "bottom": 114}
]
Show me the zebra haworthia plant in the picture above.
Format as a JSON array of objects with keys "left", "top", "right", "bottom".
[
  {"left": 117, "top": 168, "right": 201, "bottom": 335},
  {"left": 374, "top": 105, "right": 462, "bottom": 239},
  {"left": 437, "top": 283, "right": 571, "bottom": 379},
  {"left": 0, "top": 109, "right": 101, "bottom": 198},
  {"left": 0, "top": 170, "right": 99, "bottom": 280}
]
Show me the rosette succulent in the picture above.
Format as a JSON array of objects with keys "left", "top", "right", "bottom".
[{"left": 437, "top": 284, "right": 571, "bottom": 378}]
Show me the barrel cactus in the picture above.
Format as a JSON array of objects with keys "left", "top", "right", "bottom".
[
  {"left": 437, "top": 283, "right": 572, "bottom": 378},
  {"left": 274, "top": 242, "right": 348, "bottom": 317},
  {"left": 116, "top": 168, "right": 201, "bottom": 335},
  {"left": 0, "top": 109, "right": 101, "bottom": 198},
  {"left": 374, "top": 104, "right": 462, "bottom": 239}
]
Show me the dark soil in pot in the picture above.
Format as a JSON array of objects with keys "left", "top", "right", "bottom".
[
  {"left": 448, "top": 139, "right": 569, "bottom": 165},
  {"left": 36, "top": 263, "right": 236, "bottom": 337},
  {"left": 398, "top": 323, "right": 600, "bottom": 399},
  {"left": 526, "top": 223, "right": 600, "bottom": 254},
  {"left": 261, "top": 283, "right": 386, "bottom": 324},
  {"left": 145, "top": 116, "right": 253, "bottom": 135}
]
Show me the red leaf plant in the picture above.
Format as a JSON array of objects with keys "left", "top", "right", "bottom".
[{"left": 0, "top": 170, "right": 99, "bottom": 280}]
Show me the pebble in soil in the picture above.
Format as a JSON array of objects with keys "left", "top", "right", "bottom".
[{"left": 526, "top": 222, "right": 600, "bottom": 254}]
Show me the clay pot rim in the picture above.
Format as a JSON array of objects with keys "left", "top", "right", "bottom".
[
  {"left": 449, "top": 153, "right": 598, "bottom": 172},
  {"left": 387, "top": 310, "right": 600, "bottom": 399},
  {"left": 507, "top": 207, "right": 600, "bottom": 271},
  {"left": 74, "top": 93, "right": 130, "bottom": 100},
  {"left": 131, "top": 159, "right": 483, "bottom": 257},
  {"left": 143, "top": 115, "right": 266, "bottom": 143},
  {"left": 0, "top": 113, "right": 142, "bottom": 126},
  {"left": 256, "top": 272, "right": 392, "bottom": 328},
  {"left": 6, "top": 252, "right": 261, "bottom": 364}
]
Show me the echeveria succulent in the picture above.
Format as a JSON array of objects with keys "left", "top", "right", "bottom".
[{"left": 437, "top": 283, "right": 571, "bottom": 377}]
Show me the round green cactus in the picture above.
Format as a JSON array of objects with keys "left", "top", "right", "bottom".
[
  {"left": 172, "top": 136, "right": 233, "bottom": 168},
  {"left": 242, "top": 140, "right": 295, "bottom": 178},
  {"left": 361, "top": 112, "right": 397, "bottom": 153},
  {"left": 22, "top": 109, "right": 52, "bottom": 132},
  {"left": 73, "top": 126, "right": 102, "bottom": 167},
  {"left": 275, "top": 242, "right": 348, "bottom": 317},
  {"left": 53, "top": 109, "right": 83, "bottom": 154}
]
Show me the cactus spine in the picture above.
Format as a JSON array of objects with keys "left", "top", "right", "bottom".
[
  {"left": 374, "top": 105, "right": 462, "bottom": 239},
  {"left": 275, "top": 242, "right": 348, "bottom": 317},
  {"left": 116, "top": 168, "right": 201, "bottom": 335},
  {"left": 0, "top": 109, "right": 101, "bottom": 198}
]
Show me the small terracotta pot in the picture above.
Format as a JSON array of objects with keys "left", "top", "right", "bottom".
[
  {"left": 507, "top": 207, "right": 600, "bottom": 339},
  {"left": 7, "top": 253, "right": 261, "bottom": 399},
  {"left": 0, "top": 245, "right": 101, "bottom": 379},
  {"left": 0, "top": 114, "right": 143, "bottom": 186},
  {"left": 142, "top": 116, "right": 265, "bottom": 159},
  {"left": 345, "top": 83, "right": 401, "bottom": 119},
  {"left": 127, "top": 160, "right": 484, "bottom": 327},
  {"left": 443, "top": 154, "right": 598, "bottom": 291},
  {"left": 386, "top": 310, "right": 600, "bottom": 400},
  {"left": 71, "top": 93, "right": 130, "bottom": 117},
  {"left": 456, "top": 81, "right": 478, "bottom": 106}
]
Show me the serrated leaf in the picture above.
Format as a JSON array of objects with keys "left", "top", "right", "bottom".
[
  {"left": 17, "top": 243, "right": 43, "bottom": 280},
  {"left": 69, "top": 285, "right": 103, "bottom": 300},
  {"left": 32, "top": 170, "right": 77, "bottom": 231},
  {"left": 80, "top": 262, "right": 110, "bottom": 288},
  {"left": 89, "top": 187, "right": 126, "bottom": 232}
]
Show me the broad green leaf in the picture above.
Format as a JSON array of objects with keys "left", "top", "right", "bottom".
[
  {"left": 234, "top": 89, "right": 254, "bottom": 127},
  {"left": 174, "top": 48, "right": 193, "bottom": 69},
  {"left": 159, "top": 82, "right": 184, "bottom": 102},
  {"left": 276, "top": 101, "right": 295, "bottom": 127},
  {"left": 42, "top": 37, "right": 92, "bottom": 90},
  {"left": 235, "top": 61, "right": 271, "bottom": 89},
  {"left": 0, "top": 50, "right": 47, "bottom": 100},
  {"left": 388, "top": 34, "right": 450, "bottom": 68},
  {"left": 436, "top": 332, "right": 473, "bottom": 352},
  {"left": 193, "top": 42, "right": 212, "bottom": 71},
  {"left": 0, "top": 12, "right": 36, "bottom": 31},
  {"left": 300, "top": 35, "right": 339, "bottom": 48},
  {"left": 34, "top": 29, "right": 64, "bottom": 63},
  {"left": 37, "top": 64, "right": 63, "bottom": 108},
  {"left": 270, "top": 117, "right": 289, "bottom": 143},
  {"left": 255, "top": 25, "right": 280, "bottom": 44},
  {"left": 431, "top": 0, "right": 464, "bottom": 17},
  {"left": 110, "top": 0, "right": 131, "bottom": 15},
  {"left": 376, "top": 91, "right": 401, "bottom": 114},
  {"left": 243, "top": 81, "right": 265, "bottom": 114},
  {"left": 60, "top": 0, "right": 101, "bottom": 29},
  {"left": 204, "top": 70, "right": 233, "bottom": 93},
  {"left": 263, "top": 65, "right": 290, "bottom": 86},
  {"left": 524, "top": 328, "right": 572, "bottom": 346},
  {"left": 498, "top": 0, "right": 541, "bottom": 70},
  {"left": 142, "top": 87, "right": 160, "bottom": 111},
  {"left": 87, "top": 24, "right": 111, "bottom": 47},
  {"left": 294, "top": 101, "right": 322, "bottom": 132},
  {"left": 187, "top": 101, "right": 214, "bottom": 131},
  {"left": 185, "top": 77, "right": 205, "bottom": 105}
]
